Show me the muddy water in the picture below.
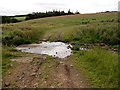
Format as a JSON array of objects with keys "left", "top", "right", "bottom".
[{"left": 16, "top": 42, "right": 73, "bottom": 59}]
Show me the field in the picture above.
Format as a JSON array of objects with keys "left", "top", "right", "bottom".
[
  {"left": 2, "top": 12, "right": 119, "bottom": 88},
  {"left": 14, "top": 16, "right": 26, "bottom": 21}
]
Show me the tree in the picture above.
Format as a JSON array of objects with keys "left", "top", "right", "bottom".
[
  {"left": 75, "top": 10, "right": 80, "bottom": 14},
  {"left": 25, "top": 10, "right": 74, "bottom": 20},
  {"left": 68, "top": 9, "right": 73, "bottom": 14},
  {"left": 11, "top": 18, "right": 18, "bottom": 23},
  {"left": 2, "top": 16, "right": 19, "bottom": 23}
]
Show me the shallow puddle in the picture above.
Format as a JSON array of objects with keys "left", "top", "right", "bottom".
[{"left": 16, "top": 41, "right": 73, "bottom": 59}]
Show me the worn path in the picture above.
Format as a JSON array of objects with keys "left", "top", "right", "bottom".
[{"left": 3, "top": 55, "right": 89, "bottom": 88}]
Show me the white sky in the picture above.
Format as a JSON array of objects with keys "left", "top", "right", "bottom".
[{"left": 0, "top": 0, "right": 119, "bottom": 16}]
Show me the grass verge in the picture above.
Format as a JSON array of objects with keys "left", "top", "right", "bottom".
[{"left": 70, "top": 46, "right": 118, "bottom": 88}]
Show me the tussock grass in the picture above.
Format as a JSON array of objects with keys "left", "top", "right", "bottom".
[
  {"left": 2, "top": 12, "right": 119, "bottom": 46},
  {"left": 70, "top": 47, "right": 118, "bottom": 88}
]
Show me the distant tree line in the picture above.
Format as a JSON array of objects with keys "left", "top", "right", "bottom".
[
  {"left": 2, "top": 10, "right": 80, "bottom": 23},
  {"left": 97, "top": 11, "right": 118, "bottom": 13},
  {"left": 2, "top": 10, "right": 118, "bottom": 24},
  {"left": 25, "top": 9, "right": 79, "bottom": 20},
  {"left": 2, "top": 16, "right": 19, "bottom": 23}
]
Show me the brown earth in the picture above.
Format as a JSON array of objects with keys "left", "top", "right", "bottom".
[{"left": 2, "top": 55, "right": 89, "bottom": 88}]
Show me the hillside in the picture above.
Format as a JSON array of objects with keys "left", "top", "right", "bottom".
[{"left": 2, "top": 12, "right": 119, "bottom": 88}]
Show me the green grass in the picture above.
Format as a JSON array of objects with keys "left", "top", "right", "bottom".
[
  {"left": 44, "top": 23, "right": 118, "bottom": 45},
  {"left": 14, "top": 16, "right": 26, "bottom": 21},
  {"left": 2, "top": 12, "right": 119, "bottom": 46},
  {"left": 70, "top": 47, "right": 118, "bottom": 88},
  {"left": 2, "top": 47, "right": 14, "bottom": 74},
  {"left": 2, "top": 12, "right": 119, "bottom": 88},
  {"left": 2, "top": 46, "right": 26, "bottom": 74}
]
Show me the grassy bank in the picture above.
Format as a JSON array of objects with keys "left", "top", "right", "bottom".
[
  {"left": 2, "top": 46, "right": 28, "bottom": 74},
  {"left": 70, "top": 47, "right": 118, "bottom": 88},
  {"left": 2, "top": 12, "right": 119, "bottom": 47},
  {"left": 2, "top": 47, "right": 18, "bottom": 74}
]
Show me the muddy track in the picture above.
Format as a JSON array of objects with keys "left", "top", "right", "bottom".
[
  {"left": 54, "top": 61, "right": 88, "bottom": 88},
  {"left": 64, "top": 64, "right": 74, "bottom": 87},
  {"left": 3, "top": 56, "right": 89, "bottom": 88}
]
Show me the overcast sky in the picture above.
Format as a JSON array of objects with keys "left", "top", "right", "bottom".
[{"left": 0, "top": 0, "right": 119, "bottom": 16}]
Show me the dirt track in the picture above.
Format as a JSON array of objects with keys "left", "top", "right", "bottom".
[{"left": 3, "top": 55, "right": 89, "bottom": 88}]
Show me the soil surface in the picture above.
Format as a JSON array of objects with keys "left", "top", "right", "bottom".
[{"left": 3, "top": 54, "right": 89, "bottom": 88}]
